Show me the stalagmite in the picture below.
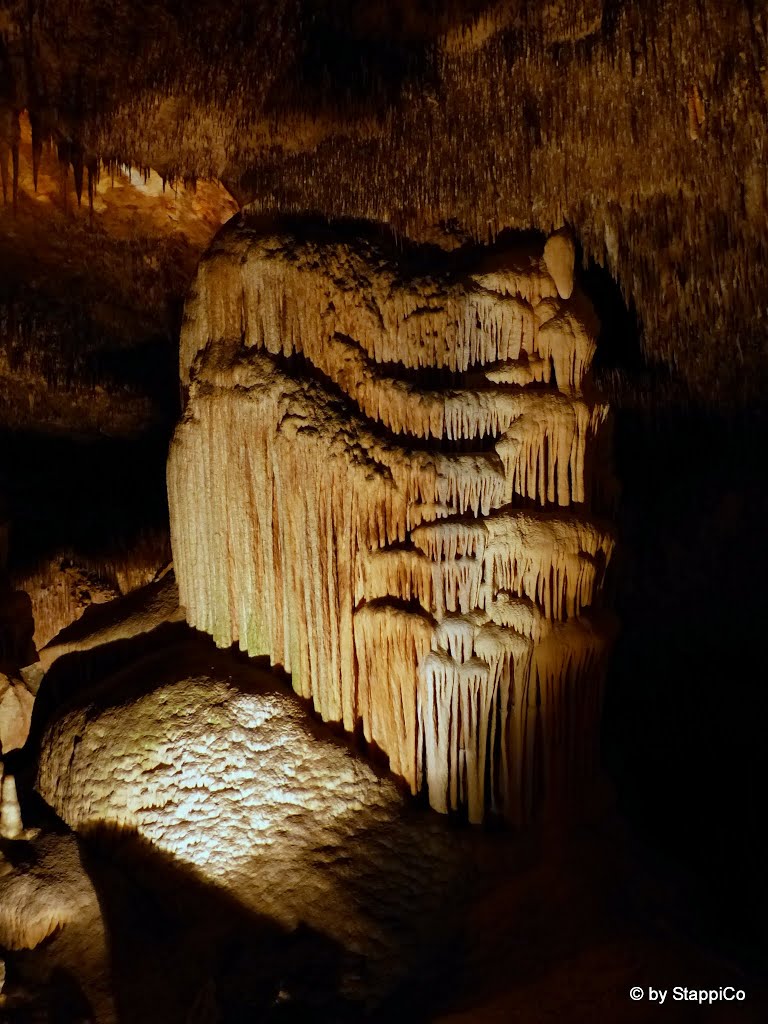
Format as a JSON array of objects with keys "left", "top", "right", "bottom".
[
  {"left": 0, "top": 771, "right": 23, "bottom": 839},
  {"left": 169, "top": 218, "right": 616, "bottom": 823}
]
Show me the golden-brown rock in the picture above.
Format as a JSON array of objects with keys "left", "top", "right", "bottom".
[
  {"left": 544, "top": 227, "right": 576, "bottom": 300},
  {"left": 169, "top": 218, "right": 616, "bottom": 823},
  {"left": 0, "top": 673, "right": 34, "bottom": 753},
  {"left": 0, "top": 829, "right": 115, "bottom": 1021},
  {"left": 35, "top": 637, "right": 465, "bottom": 1010}
]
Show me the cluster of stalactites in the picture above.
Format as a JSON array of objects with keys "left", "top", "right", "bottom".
[
  {"left": 0, "top": 107, "right": 100, "bottom": 216},
  {"left": 181, "top": 229, "right": 597, "bottom": 390},
  {"left": 169, "top": 223, "right": 615, "bottom": 823},
  {"left": 0, "top": 105, "right": 196, "bottom": 218},
  {"left": 368, "top": 511, "right": 613, "bottom": 623},
  {"left": 3, "top": 1, "right": 767, "bottom": 401}
]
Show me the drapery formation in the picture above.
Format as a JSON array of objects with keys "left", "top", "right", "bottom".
[{"left": 168, "top": 218, "right": 615, "bottom": 822}]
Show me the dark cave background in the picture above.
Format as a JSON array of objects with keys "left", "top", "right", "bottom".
[{"left": 588, "top": 258, "right": 768, "bottom": 967}]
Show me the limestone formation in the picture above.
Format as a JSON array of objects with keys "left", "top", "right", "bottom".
[
  {"left": 0, "top": 771, "right": 23, "bottom": 838},
  {"left": 14, "top": 555, "right": 159, "bottom": 653},
  {"left": 0, "top": 672, "right": 34, "bottom": 753},
  {"left": 29, "top": 566, "right": 183, "bottom": 680},
  {"left": 543, "top": 228, "right": 576, "bottom": 301},
  {"left": 169, "top": 219, "right": 616, "bottom": 823},
  {"left": 0, "top": 829, "right": 115, "bottom": 1021},
  {"left": 35, "top": 639, "right": 464, "bottom": 1010}
]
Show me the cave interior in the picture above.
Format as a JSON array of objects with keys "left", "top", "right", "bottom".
[{"left": 1, "top": 1, "right": 767, "bottom": 1021}]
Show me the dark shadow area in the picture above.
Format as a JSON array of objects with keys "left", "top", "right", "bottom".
[
  {"left": 0, "top": 277, "right": 180, "bottom": 407},
  {"left": 0, "top": 429, "right": 171, "bottom": 576},
  {"left": 602, "top": 403, "right": 768, "bottom": 966},
  {"left": 77, "top": 824, "right": 359, "bottom": 1024},
  {"left": 291, "top": 7, "right": 429, "bottom": 111},
  {"left": 541, "top": 249, "right": 768, "bottom": 979},
  {"left": 583, "top": 258, "right": 644, "bottom": 376},
  {"left": 584, "top": 237, "right": 768, "bottom": 971},
  {"left": 0, "top": 813, "right": 357, "bottom": 1023},
  {"left": 0, "top": 967, "right": 97, "bottom": 1024},
  {"left": 0, "top": 585, "right": 35, "bottom": 664}
]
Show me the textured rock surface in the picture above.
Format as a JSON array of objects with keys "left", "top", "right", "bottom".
[
  {"left": 0, "top": 772, "right": 23, "bottom": 838},
  {"left": 31, "top": 566, "right": 182, "bottom": 678},
  {"left": 169, "top": 218, "right": 616, "bottom": 823},
  {"left": 0, "top": 829, "right": 115, "bottom": 1021},
  {"left": 35, "top": 637, "right": 466, "bottom": 1010},
  {"left": 14, "top": 558, "right": 120, "bottom": 652},
  {"left": 2, "top": 2, "right": 766, "bottom": 403},
  {"left": 0, "top": 673, "right": 34, "bottom": 753}
]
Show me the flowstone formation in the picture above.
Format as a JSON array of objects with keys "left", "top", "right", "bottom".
[
  {"left": 34, "top": 634, "right": 465, "bottom": 1015},
  {"left": 169, "top": 218, "right": 616, "bottom": 823}
]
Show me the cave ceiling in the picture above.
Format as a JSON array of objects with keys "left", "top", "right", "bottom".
[{"left": 0, "top": 0, "right": 767, "bottom": 425}]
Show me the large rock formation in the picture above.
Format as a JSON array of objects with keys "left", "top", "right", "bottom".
[
  {"left": 168, "top": 218, "right": 616, "bottom": 823},
  {"left": 34, "top": 635, "right": 465, "bottom": 1015},
  {"left": 24, "top": 602, "right": 766, "bottom": 1022}
]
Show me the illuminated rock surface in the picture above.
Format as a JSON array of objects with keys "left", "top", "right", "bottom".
[
  {"left": 0, "top": 673, "right": 34, "bottom": 753},
  {"left": 34, "top": 633, "right": 465, "bottom": 1014},
  {"left": 169, "top": 218, "right": 616, "bottom": 823},
  {"left": 0, "top": 773, "right": 23, "bottom": 839},
  {"left": 0, "top": 2, "right": 766, "bottom": 1019}
]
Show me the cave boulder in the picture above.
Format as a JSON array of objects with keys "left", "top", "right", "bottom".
[{"left": 33, "top": 633, "right": 466, "bottom": 1011}]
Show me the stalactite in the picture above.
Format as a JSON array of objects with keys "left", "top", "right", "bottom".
[
  {"left": 169, "top": 219, "right": 616, "bottom": 823},
  {"left": 86, "top": 159, "right": 96, "bottom": 222},
  {"left": 0, "top": 137, "right": 7, "bottom": 205},
  {"left": 30, "top": 112, "right": 43, "bottom": 192},
  {"left": 0, "top": 1, "right": 765, "bottom": 399},
  {"left": 72, "top": 145, "right": 84, "bottom": 207},
  {"left": 9, "top": 109, "right": 20, "bottom": 214}
]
